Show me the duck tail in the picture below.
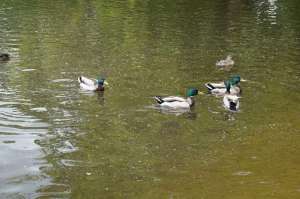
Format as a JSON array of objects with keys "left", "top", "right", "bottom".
[
  {"left": 78, "top": 76, "right": 83, "bottom": 83},
  {"left": 229, "top": 102, "right": 237, "bottom": 111},
  {"left": 205, "top": 83, "right": 215, "bottom": 91},
  {"left": 154, "top": 96, "right": 164, "bottom": 104}
]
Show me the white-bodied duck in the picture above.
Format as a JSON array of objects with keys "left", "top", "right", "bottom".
[
  {"left": 205, "top": 75, "right": 241, "bottom": 96},
  {"left": 78, "top": 76, "right": 108, "bottom": 91},
  {"left": 154, "top": 88, "right": 198, "bottom": 109},
  {"left": 223, "top": 94, "right": 240, "bottom": 112},
  {"left": 216, "top": 55, "right": 234, "bottom": 68}
]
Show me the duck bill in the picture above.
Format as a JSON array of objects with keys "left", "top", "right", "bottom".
[{"left": 104, "top": 81, "right": 109, "bottom": 85}]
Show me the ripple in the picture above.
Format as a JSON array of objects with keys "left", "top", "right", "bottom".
[
  {"left": 232, "top": 171, "right": 253, "bottom": 176},
  {"left": 2, "top": 140, "right": 15, "bottom": 144},
  {"left": 0, "top": 92, "right": 50, "bottom": 197},
  {"left": 60, "top": 159, "right": 83, "bottom": 167},
  {"left": 21, "top": 68, "right": 36, "bottom": 72},
  {"left": 56, "top": 140, "right": 78, "bottom": 154},
  {"left": 30, "top": 107, "right": 48, "bottom": 113},
  {"left": 51, "top": 78, "right": 73, "bottom": 83}
]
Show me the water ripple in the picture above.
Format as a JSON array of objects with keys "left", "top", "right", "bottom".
[{"left": 0, "top": 94, "right": 51, "bottom": 197}]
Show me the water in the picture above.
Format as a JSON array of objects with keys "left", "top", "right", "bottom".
[{"left": 0, "top": 0, "right": 300, "bottom": 198}]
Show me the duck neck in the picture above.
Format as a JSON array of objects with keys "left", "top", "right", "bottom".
[
  {"left": 96, "top": 84, "right": 104, "bottom": 91},
  {"left": 187, "top": 97, "right": 195, "bottom": 106}
]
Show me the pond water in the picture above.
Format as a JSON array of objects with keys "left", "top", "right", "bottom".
[{"left": 0, "top": 0, "right": 300, "bottom": 198}]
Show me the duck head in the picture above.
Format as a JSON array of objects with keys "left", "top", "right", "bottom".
[
  {"left": 186, "top": 88, "right": 198, "bottom": 97},
  {"left": 96, "top": 78, "right": 107, "bottom": 91},
  {"left": 225, "top": 75, "right": 241, "bottom": 93},
  {"left": 229, "top": 75, "right": 241, "bottom": 85},
  {"left": 186, "top": 88, "right": 198, "bottom": 106}
]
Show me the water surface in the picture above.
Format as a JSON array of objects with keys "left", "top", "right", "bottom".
[{"left": 0, "top": 0, "right": 300, "bottom": 198}]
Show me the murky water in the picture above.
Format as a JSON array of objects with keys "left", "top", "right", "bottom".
[{"left": 0, "top": 0, "right": 300, "bottom": 198}]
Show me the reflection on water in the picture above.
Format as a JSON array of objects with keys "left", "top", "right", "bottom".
[
  {"left": 0, "top": 0, "right": 300, "bottom": 198},
  {"left": 147, "top": 104, "right": 197, "bottom": 117},
  {"left": 255, "top": 0, "right": 278, "bottom": 25},
  {"left": 0, "top": 87, "right": 50, "bottom": 198}
]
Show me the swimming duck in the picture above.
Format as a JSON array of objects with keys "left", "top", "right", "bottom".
[
  {"left": 205, "top": 75, "right": 241, "bottom": 96},
  {"left": 216, "top": 55, "right": 234, "bottom": 68},
  {"left": 0, "top": 53, "right": 10, "bottom": 61},
  {"left": 223, "top": 94, "right": 240, "bottom": 111},
  {"left": 154, "top": 88, "right": 198, "bottom": 109},
  {"left": 205, "top": 75, "right": 240, "bottom": 88},
  {"left": 78, "top": 76, "right": 108, "bottom": 91},
  {"left": 206, "top": 84, "right": 241, "bottom": 96}
]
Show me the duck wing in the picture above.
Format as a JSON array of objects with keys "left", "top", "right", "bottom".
[
  {"left": 210, "top": 88, "right": 227, "bottom": 96},
  {"left": 216, "top": 60, "right": 226, "bottom": 67},
  {"left": 161, "top": 96, "right": 186, "bottom": 102},
  {"left": 154, "top": 96, "right": 187, "bottom": 104},
  {"left": 78, "top": 76, "right": 98, "bottom": 91},
  {"left": 79, "top": 82, "right": 97, "bottom": 91},
  {"left": 161, "top": 101, "right": 190, "bottom": 109},
  {"left": 205, "top": 82, "right": 226, "bottom": 91},
  {"left": 78, "top": 76, "right": 96, "bottom": 86}
]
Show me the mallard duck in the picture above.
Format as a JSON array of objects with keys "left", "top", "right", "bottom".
[
  {"left": 154, "top": 88, "right": 198, "bottom": 109},
  {"left": 205, "top": 75, "right": 241, "bottom": 96},
  {"left": 78, "top": 76, "right": 108, "bottom": 91},
  {"left": 223, "top": 94, "right": 240, "bottom": 111},
  {"left": 216, "top": 55, "right": 234, "bottom": 68},
  {"left": 206, "top": 84, "right": 241, "bottom": 96},
  {"left": 205, "top": 75, "right": 240, "bottom": 88},
  {"left": 0, "top": 53, "right": 9, "bottom": 61}
]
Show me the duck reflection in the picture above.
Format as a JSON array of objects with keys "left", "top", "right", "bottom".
[
  {"left": 96, "top": 91, "right": 105, "bottom": 106},
  {"left": 79, "top": 89, "right": 105, "bottom": 106},
  {"left": 223, "top": 111, "right": 236, "bottom": 121},
  {"left": 255, "top": 0, "right": 278, "bottom": 25},
  {"left": 150, "top": 105, "right": 197, "bottom": 119}
]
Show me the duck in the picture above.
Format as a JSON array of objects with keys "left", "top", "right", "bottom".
[
  {"left": 223, "top": 94, "right": 240, "bottom": 111},
  {"left": 205, "top": 75, "right": 240, "bottom": 89},
  {"left": 216, "top": 55, "right": 234, "bottom": 68},
  {"left": 78, "top": 76, "right": 108, "bottom": 91},
  {"left": 205, "top": 75, "right": 241, "bottom": 96},
  {"left": 154, "top": 88, "right": 198, "bottom": 109},
  {"left": 0, "top": 53, "right": 10, "bottom": 61},
  {"left": 206, "top": 84, "right": 241, "bottom": 96}
]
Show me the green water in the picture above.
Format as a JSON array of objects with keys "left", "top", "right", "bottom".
[{"left": 0, "top": 0, "right": 300, "bottom": 198}]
